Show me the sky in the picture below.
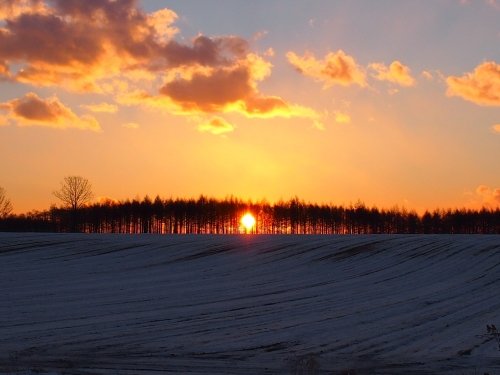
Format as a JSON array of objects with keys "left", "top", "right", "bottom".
[{"left": 0, "top": 0, "right": 499, "bottom": 214}]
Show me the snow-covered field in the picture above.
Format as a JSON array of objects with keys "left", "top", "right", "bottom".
[{"left": 0, "top": 233, "right": 499, "bottom": 374}]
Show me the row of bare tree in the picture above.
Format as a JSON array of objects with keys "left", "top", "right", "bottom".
[
  {"left": 1, "top": 194, "right": 498, "bottom": 234},
  {"left": 1, "top": 176, "right": 498, "bottom": 234}
]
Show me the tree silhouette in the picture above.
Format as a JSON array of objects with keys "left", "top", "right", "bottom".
[
  {"left": 0, "top": 187, "right": 13, "bottom": 218},
  {"left": 53, "top": 176, "right": 93, "bottom": 232},
  {"left": 53, "top": 176, "right": 93, "bottom": 210},
  {"left": 1, "top": 192, "right": 499, "bottom": 234}
]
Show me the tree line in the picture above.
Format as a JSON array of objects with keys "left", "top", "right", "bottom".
[
  {"left": 1, "top": 195, "right": 498, "bottom": 234},
  {"left": 1, "top": 176, "right": 498, "bottom": 234}
]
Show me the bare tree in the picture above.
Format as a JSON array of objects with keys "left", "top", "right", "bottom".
[
  {"left": 53, "top": 176, "right": 94, "bottom": 210},
  {"left": 0, "top": 187, "right": 13, "bottom": 218}
]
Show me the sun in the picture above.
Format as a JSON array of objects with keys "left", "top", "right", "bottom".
[{"left": 240, "top": 212, "right": 256, "bottom": 233}]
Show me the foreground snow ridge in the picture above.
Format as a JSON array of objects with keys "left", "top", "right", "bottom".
[{"left": 1, "top": 234, "right": 499, "bottom": 374}]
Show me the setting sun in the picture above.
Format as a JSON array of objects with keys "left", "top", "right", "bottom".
[{"left": 241, "top": 213, "right": 256, "bottom": 233}]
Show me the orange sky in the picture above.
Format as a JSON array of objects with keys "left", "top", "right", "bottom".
[{"left": 0, "top": 0, "right": 499, "bottom": 214}]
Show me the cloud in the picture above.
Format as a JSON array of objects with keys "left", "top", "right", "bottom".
[
  {"left": 286, "top": 50, "right": 366, "bottom": 88},
  {"left": 493, "top": 124, "right": 500, "bottom": 133},
  {"left": 0, "top": 1, "right": 320, "bottom": 125},
  {"left": 252, "top": 30, "right": 268, "bottom": 41},
  {"left": 369, "top": 61, "right": 416, "bottom": 87},
  {"left": 446, "top": 61, "right": 500, "bottom": 106},
  {"left": 0, "top": 60, "right": 10, "bottom": 78},
  {"left": 475, "top": 185, "right": 500, "bottom": 207},
  {"left": 263, "top": 48, "right": 275, "bottom": 57},
  {"left": 122, "top": 122, "right": 139, "bottom": 129},
  {"left": 333, "top": 111, "right": 351, "bottom": 124},
  {"left": 0, "top": 0, "right": 183, "bottom": 90},
  {"left": 157, "top": 53, "right": 314, "bottom": 119},
  {"left": 147, "top": 8, "right": 179, "bottom": 42},
  {"left": 161, "top": 35, "right": 250, "bottom": 69},
  {"left": 153, "top": 52, "right": 319, "bottom": 121},
  {"left": 0, "top": 92, "right": 101, "bottom": 131},
  {"left": 0, "top": 0, "right": 49, "bottom": 20},
  {"left": 313, "top": 120, "right": 325, "bottom": 130},
  {"left": 421, "top": 70, "right": 434, "bottom": 80},
  {"left": 160, "top": 65, "right": 252, "bottom": 113},
  {"left": 198, "top": 117, "right": 235, "bottom": 135},
  {"left": 80, "top": 102, "right": 118, "bottom": 113}
]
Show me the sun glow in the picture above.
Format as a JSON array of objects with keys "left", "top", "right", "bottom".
[{"left": 240, "top": 212, "right": 256, "bottom": 233}]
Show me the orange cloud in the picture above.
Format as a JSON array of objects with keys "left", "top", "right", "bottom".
[
  {"left": 475, "top": 185, "right": 500, "bottom": 207},
  {"left": 446, "top": 61, "right": 500, "bottom": 106},
  {"left": 147, "top": 8, "right": 179, "bottom": 42},
  {"left": 160, "top": 66, "right": 252, "bottom": 113},
  {"left": 0, "top": 61, "right": 9, "bottom": 77},
  {"left": 0, "top": 0, "right": 182, "bottom": 90},
  {"left": 0, "top": 1, "right": 320, "bottom": 125},
  {"left": 333, "top": 111, "right": 351, "bottom": 124},
  {"left": 369, "top": 61, "right": 416, "bottom": 87},
  {"left": 493, "top": 124, "right": 500, "bottom": 133},
  {"left": 0, "top": 92, "right": 101, "bottom": 131},
  {"left": 0, "top": 0, "right": 48, "bottom": 20},
  {"left": 153, "top": 52, "right": 319, "bottom": 121},
  {"left": 198, "top": 117, "right": 235, "bottom": 135},
  {"left": 286, "top": 50, "right": 366, "bottom": 88},
  {"left": 157, "top": 52, "right": 307, "bottom": 117}
]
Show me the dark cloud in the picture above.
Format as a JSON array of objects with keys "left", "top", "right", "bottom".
[
  {"left": 160, "top": 66, "right": 252, "bottom": 112},
  {"left": 0, "top": 0, "right": 319, "bottom": 121},
  {"left": 0, "top": 12, "right": 104, "bottom": 65},
  {"left": 0, "top": 92, "right": 100, "bottom": 130},
  {"left": 162, "top": 36, "right": 249, "bottom": 69}
]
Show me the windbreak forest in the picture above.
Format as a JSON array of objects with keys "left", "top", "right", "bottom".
[{"left": 1, "top": 196, "right": 498, "bottom": 234}]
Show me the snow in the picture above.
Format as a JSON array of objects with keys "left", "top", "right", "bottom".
[{"left": 0, "top": 233, "right": 499, "bottom": 374}]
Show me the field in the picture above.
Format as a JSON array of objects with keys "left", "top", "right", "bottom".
[{"left": 1, "top": 233, "right": 499, "bottom": 374}]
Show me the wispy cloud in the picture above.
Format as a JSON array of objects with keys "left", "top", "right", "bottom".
[
  {"left": 369, "top": 61, "right": 416, "bottom": 87},
  {"left": 198, "top": 117, "right": 235, "bottom": 135},
  {"left": 122, "top": 122, "right": 139, "bottom": 129},
  {"left": 81, "top": 102, "right": 118, "bottom": 113},
  {"left": 286, "top": 50, "right": 366, "bottom": 88},
  {"left": 446, "top": 61, "right": 500, "bottom": 106},
  {"left": 475, "top": 185, "right": 500, "bottom": 207},
  {"left": 333, "top": 111, "right": 351, "bottom": 124},
  {"left": 421, "top": 70, "right": 434, "bottom": 80},
  {"left": 0, "top": 92, "right": 101, "bottom": 131}
]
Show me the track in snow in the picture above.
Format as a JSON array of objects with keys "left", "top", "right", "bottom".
[{"left": 0, "top": 233, "right": 499, "bottom": 374}]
